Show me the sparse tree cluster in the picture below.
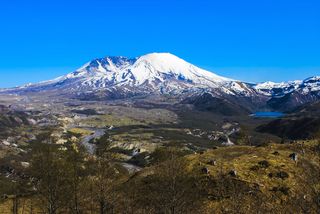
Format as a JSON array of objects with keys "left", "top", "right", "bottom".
[{"left": 1, "top": 143, "right": 319, "bottom": 214}]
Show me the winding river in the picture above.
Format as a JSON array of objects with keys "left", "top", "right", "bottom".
[{"left": 80, "top": 128, "right": 142, "bottom": 173}]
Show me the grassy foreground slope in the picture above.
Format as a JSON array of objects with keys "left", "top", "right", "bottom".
[
  {"left": 123, "top": 140, "right": 320, "bottom": 213},
  {"left": 190, "top": 142, "right": 319, "bottom": 212},
  {"left": 0, "top": 141, "right": 319, "bottom": 213}
]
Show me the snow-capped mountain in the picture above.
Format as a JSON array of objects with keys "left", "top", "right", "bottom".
[
  {"left": 5, "top": 53, "right": 257, "bottom": 98},
  {"left": 60, "top": 52, "right": 232, "bottom": 88},
  {"left": 254, "top": 76, "right": 320, "bottom": 97},
  {"left": 254, "top": 80, "right": 302, "bottom": 97},
  {"left": 2, "top": 53, "right": 319, "bottom": 111},
  {"left": 255, "top": 76, "right": 320, "bottom": 111}
]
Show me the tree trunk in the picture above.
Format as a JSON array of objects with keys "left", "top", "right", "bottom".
[
  {"left": 48, "top": 203, "right": 56, "bottom": 214},
  {"left": 30, "top": 200, "right": 33, "bottom": 214},
  {"left": 100, "top": 200, "right": 105, "bottom": 214},
  {"left": 12, "top": 195, "right": 19, "bottom": 214},
  {"left": 170, "top": 206, "right": 175, "bottom": 214}
]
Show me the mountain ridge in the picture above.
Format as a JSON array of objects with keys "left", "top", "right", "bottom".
[
  {"left": 2, "top": 53, "right": 256, "bottom": 97},
  {"left": 1, "top": 53, "right": 319, "bottom": 111}
]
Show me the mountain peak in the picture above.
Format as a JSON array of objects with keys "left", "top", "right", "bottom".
[
  {"left": 303, "top": 76, "right": 320, "bottom": 83},
  {"left": 70, "top": 52, "right": 232, "bottom": 86},
  {"left": 4, "top": 53, "right": 244, "bottom": 97},
  {"left": 138, "top": 52, "right": 181, "bottom": 62}
]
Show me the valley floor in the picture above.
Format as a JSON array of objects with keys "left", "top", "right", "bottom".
[{"left": 0, "top": 95, "right": 319, "bottom": 213}]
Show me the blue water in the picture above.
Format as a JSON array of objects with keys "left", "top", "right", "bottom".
[{"left": 251, "top": 112, "right": 285, "bottom": 118}]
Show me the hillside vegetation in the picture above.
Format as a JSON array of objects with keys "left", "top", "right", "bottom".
[
  {"left": 257, "top": 102, "right": 320, "bottom": 140},
  {"left": 0, "top": 140, "right": 319, "bottom": 213}
]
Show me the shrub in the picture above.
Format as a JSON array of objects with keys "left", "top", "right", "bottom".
[
  {"left": 276, "top": 171, "right": 289, "bottom": 179},
  {"left": 258, "top": 160, "right": 270, "bottom": 168},
  {"left": 272, "top": 186, "right": 290, "bottom": 195}
]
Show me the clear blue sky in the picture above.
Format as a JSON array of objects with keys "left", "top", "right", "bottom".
[{"left": 0, "top": 0, "right": 319, "bottom": 87}]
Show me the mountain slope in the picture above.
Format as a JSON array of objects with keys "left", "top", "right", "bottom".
[
  {"left": 2, "top": 53, "right": 259, "bottom": 99},
  {"left": 1, "top": 53, "right": 319, "bottom": 112},
  {"left": 255, "top": 76, "right": 320, "bottom": 111},
  {"left": 256, "top": 101, "right": 320, "bottom": 140},
  {"left": 181, "top": 92, "right": 251, "bottom": 116}
]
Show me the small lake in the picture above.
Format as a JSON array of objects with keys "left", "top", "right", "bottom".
[{"left": 251, "top": 112, "right": 285, "bottom": 118}]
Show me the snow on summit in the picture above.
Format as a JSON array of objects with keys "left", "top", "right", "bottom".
[
  {"left": 126, "top": 53, "right": 230, "bottom": 84},
  {"left": 130, "top": 53, "right": 232, "bottom": 84},
  {"left": 48, "top": 52, "right": 233, "bottom": 89},
  {"left": 7, "top": 52, "right": 318, "bottom": 99}
]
